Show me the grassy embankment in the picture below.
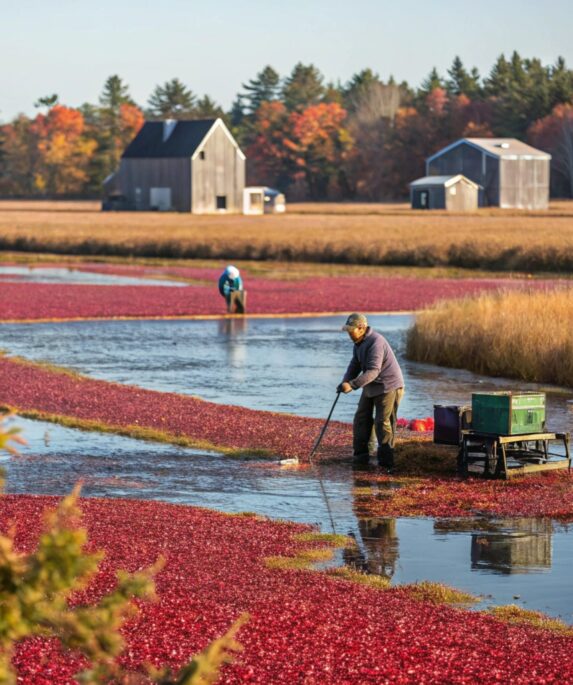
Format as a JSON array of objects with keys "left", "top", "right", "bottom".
[
  {"left": 1, "top": 200, "right": 573, "bottom": 273},
  {"left": 406, "top": 288, "right": 573, "bottom": 387}
]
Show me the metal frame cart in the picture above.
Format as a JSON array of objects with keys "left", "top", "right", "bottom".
[{"left": 459, "top": 430, "right": 571, "bottom": 479}]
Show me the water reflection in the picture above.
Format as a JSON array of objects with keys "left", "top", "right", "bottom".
[
  {"left": 218, "top": 318, "right": 248, "bottom": 369},
  {"left": 470, "top": 519, "right": 553, "bottom": 574},
  {"left": 345, "top": 518, "right": 399, "bottom": 579}
]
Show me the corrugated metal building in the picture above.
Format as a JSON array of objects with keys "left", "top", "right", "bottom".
[
  {"left": 103, "top": 118, "right": 246, "bottom": 213},
  {"left": 426, "top": 138, "right": 551, "bottom": 209},
  {"left": 410, "top": 174, "right": 479, "bottom": 211}
]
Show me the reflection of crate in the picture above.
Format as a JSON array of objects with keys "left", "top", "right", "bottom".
[
  {"left": 472, "top": 392, "right": 545, "bottom": 435},
  {"left": 434, "top": 405, "right": 472, "bottom": 445}
]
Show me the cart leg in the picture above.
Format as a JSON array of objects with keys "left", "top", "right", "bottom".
[
  {"left": 496, "top": 443, "right": 507, "bottom": 479},
  {"left": 484, "top": 440, "right": 496, "bottom": 478},
  {"left": 460, "top": 439, "right": 469, "bottom": 478}
]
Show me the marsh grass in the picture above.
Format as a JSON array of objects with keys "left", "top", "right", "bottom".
[
  {"left": 2, "top": 200, "right": 573, "bottom": 272},
  {"left": 326, "top": 567, "right": 391, "bottom": 590},
  {"left": 264, "top": 548, "right": 335, "bottom": 571},
  {"left": 406, "top": 288, "right": 573, "bottom": 387},
  {"left": 488, "top": 605, "right": 573, "bottom": 635},
  {"left": 401, "top": 581, "right": 479, "bottom": 607}
]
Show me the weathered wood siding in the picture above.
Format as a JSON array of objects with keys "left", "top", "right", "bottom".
[
  {"left": 499, "top": 158, "right": 550, "bottom": 209},
  {"left": 117, "top": 158, "right": 191, "bottom": 211},
  {"left": 444, "top": 180, "right": 478, "bottom": 211},
  {"left": 191, "top": 125, "right": 245, "bottom": 213}
]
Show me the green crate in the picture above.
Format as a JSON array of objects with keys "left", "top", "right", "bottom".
[{"left": 471, "top": 392, "right": 546, "bottom": 435}]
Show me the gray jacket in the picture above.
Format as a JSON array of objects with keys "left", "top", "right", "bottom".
[{"left": 343, "top": 327, "right": 404, "bottom": 397}]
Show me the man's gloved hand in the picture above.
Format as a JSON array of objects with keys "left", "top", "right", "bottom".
[{"left": 339, "top": 382, "right": 352, "bottom": 394}]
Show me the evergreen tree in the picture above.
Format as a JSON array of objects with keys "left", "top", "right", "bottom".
[
  {"left": 241, "top": 65, "right": 280, "bottom": 114},
  {"left": 524, "top": 57, "right": 551, "bottom": 122},
  {"left": 147, "top": 78, "right": 197, "bottom": 119},
  {"left": 446, "top": 57, "right": 482, "bottom": 98},
  {"left": 550, "top": 57, "right": 573, "bottom": 108},
  {"left": 229, "top": 96, "right": 245, "bottom": 127},
  {"left": 282, "top": 63, "right": 325, "bottom": 111},
  {"left": 99, "top": 75, "right": 134, "bottom": 111},
  {"left": 195, "top": 95, "right": 225, "bottom": 119},
  {"left": 420, "top": 67, "right": 444, "bottom": 94},
  {"left": 484, "top": 54, "right": 512, "bottom": 97}
]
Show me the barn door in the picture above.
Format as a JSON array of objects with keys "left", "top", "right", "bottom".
[{"left": 150, "top": 187, "right": 172, "bottom": 211}]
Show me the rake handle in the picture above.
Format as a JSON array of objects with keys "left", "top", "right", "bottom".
[{"left": 309, "top": 390, "right": 341, "bottom": 460}]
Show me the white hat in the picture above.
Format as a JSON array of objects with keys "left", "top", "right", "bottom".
[{"left": 226, "top": 265, "right": 240, "bottom": 278}]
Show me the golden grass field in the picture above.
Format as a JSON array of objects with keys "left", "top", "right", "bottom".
[
  {"left": 1, "top": 200, "right": 573, "bottom": 272},
  {"left": 406, "top": 288, "right": 573, "bottom": 387}
]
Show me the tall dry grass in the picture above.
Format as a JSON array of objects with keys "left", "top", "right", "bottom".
[
  {"left": 406, "top": 288, "right": 573, "bottom": 387},
  {"left": 1, "top": 200, "right": 573, "bottom": 272}
]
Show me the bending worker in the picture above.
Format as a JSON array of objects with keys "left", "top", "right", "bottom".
[
  {"left": 338, "top": 313, "right": 404, "bottom": 471},
  {"left": 218, "top": 265, "right": 246, "bottom": 314}
]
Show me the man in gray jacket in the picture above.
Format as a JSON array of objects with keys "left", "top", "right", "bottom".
[{"left": 338, "top": 313, "right": 404, "bottom": 470}]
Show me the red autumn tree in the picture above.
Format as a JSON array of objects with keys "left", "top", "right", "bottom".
[
  {"left": 285, "top": 102, "right": 351, "bottom": 199},
  {"left": 245, "top": 101, "right": 292, "bottom": 189},
  {"left": 529, "top": 103, "right": 573, "bottom": 197},
  {"left": 30, "top": 105, "right": 97, "bottom": 195}
]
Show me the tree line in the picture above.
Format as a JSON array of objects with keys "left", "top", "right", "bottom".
[{"left": 1, "top": 53, "right": 573, "bottom": 200}]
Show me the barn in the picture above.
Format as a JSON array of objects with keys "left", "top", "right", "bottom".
[
  {"left": 103, "top": 118, "right": 245, "bottom": 213},
  {"left": 426, "top": 138, "right": 551, "bottom": 209},
  {"left": 410, "top": 174, "right": 479, "bottom": 211}
]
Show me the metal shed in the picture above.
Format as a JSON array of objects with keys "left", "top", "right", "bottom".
[
  {"left": 426, "top": 138, "right": 551, "bottom": 209},
  {"left": 410, "top": 174, "right": 479, "bottom": 211},
  {"left": 103, "top": 118, "right": 246, "bottom": 213}
]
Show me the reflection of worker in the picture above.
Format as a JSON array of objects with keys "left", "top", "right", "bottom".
[
  {"left": 338, "top": 313, "right": 404, "bottom": 470},
  {"left": 344, "top": 517, "right": 399, "bottom": 579},
  {"left": 218, "top": 265, "right": 246, "bottom": 314}
]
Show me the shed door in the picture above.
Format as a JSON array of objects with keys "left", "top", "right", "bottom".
[
  {"left": 420, "top": 190, "right": 430, "bottom": 209},
  {"left": 150, "top": 187, "right": 172, "bottom": 211}
]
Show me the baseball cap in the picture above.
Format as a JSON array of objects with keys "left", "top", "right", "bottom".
[
  {"left": 342, "top": 313, "right": 368, "bottom": 331},
  {"left": 226, "top": 265, "right": 240, "bottom": 279}
]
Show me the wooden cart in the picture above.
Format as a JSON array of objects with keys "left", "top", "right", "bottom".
[{"left": 459, "top": 430, "right": 571, "bottom": 479}]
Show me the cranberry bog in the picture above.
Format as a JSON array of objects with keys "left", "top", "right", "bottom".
[{"left": 2, "top": 259, "right": 573, "bottom": 682}]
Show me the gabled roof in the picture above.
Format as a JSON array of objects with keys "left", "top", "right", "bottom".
[
  {"left": 122, "top": 118, "right": 244, "bottom": 159},
  {"left": 410, "top": 174, "right": 479, "bottom": 189},
  {"left": 427, "top": 138, "right": 551, "bottom": 163}
]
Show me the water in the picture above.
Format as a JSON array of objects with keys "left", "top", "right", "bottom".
[
  {"left": 2, "top": 416, "right": 573, "bottom": 622},
  {"left": 0, "top": 266, "right": 187, "bottom": 287},
  {"left": 1, "top": 315, "right": 572, "bottom": 429}
]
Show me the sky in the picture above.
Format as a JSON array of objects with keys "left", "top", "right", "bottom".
[{"left": 1, "top": 0, "right": 572, "bottom": 121}]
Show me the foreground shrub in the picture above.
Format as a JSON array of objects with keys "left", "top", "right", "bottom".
[{"left": 406, "top": 288, "right": 573, "bottom": 386}]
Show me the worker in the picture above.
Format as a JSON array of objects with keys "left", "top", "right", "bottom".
[
  {"left": 338, "top": 313, "right": 404, "bottom": 471},
  {"left": 218, "top": 265, "right": 246, "bottom": 314}
]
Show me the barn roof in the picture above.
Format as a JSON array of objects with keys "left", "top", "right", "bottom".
[
  {"left": 427, "top": 138, "right": 551, "bottom": 163},
  {"left": 410, "top": 174, "right": 479, "bottom": 189},
  {"left": 122, "top": 118, "right": 244, "bottom": 159}
]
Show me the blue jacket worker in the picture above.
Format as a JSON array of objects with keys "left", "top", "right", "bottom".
[
  {"left": 338, "top": 313, "right": 404, "bottom": 470},
  {"left": 218, "top": 265, "right": 245, "bottom": 313}
]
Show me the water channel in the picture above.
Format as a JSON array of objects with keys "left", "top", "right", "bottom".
[{"left": 1, "top": 314, "right": 573, "bottom": 620}]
